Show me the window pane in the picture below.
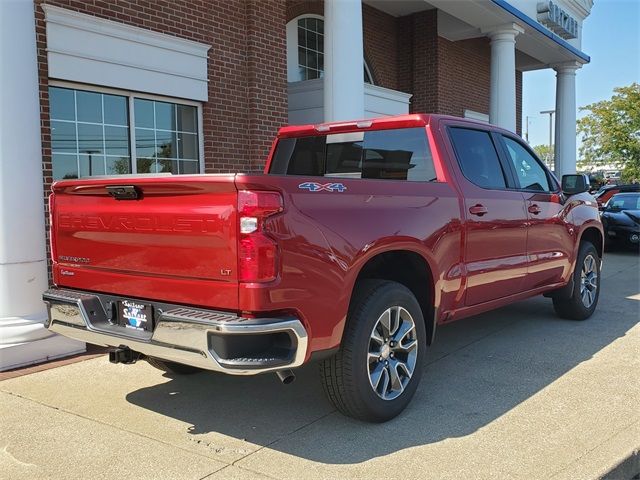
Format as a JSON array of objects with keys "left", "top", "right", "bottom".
[
  {"left": 136, "top": 157, "right": 155, "bottom": 173},
  {"left": 79, "top": 154, "right": 105, "bottom": 177},
  {"left": 307, "top": 50, "right": 318, "bottom": 70},
  {"left": 157, "top": 159, "right": 177, "bottom": 174},
  {"left": 52, "top": 153, "right": 78, "bottom": 180},
  {"left": 326, "top": 134, "right": 363, "bottom": 178},
  {"left": 317, "top": 18, "right": 324, "bottom": 34},
  {"left": 155, "top": 130, "right": 176, "bottom": 158},
  {"left": 105, "top": 126, "right": 129, "bottom": 155},
  {"left": 502, "top": 136, "right": 550, "bottom": 191},
  {"left": 178, "top": 132, "right": 198, "bottom": 159},
  {"left": 298, "top": 46, "right": 306, "bottom": 67},
  {"left": 135, "top": 128, "right": 155, "bottom": 157},
  {"left": 51, "top": 120, "right": 77, "bottom": 153},
  {"left": 270, "top": 136, "right": 325, "bottom": 176},
  {"left": 104, "top": 94, "right": 128, "bottom": 126},
  {"left": 177, "top": 105, "right": 197, "bottom": 133},
  {"left": 106, "top": 157, "right": 131, "bottom": 175},
  {"left": 307, "top": 30, "right": 318, "bottom": 51},
  {"left": 155, "top": 101, "right": 176, "bottom": 131},
  {"left": 76, "top": 91, "right": 102, "bottom": 123},
  {"left": 449, "top": 128, "right": 506, "bottom": 189},
  {"left": 363, "top": 128, "right": 437, "bottom": 181},
  {"left": 134, "top": 99, "right": 154, "bottom": 128},
  {"left": 49, "top": 87, "right": 75, "bottom": 121},
  {"left": 180, "top": 160, "right": 199, "bottom": 174},
  {"left": 78, "top": 123, "right": 103, "bottom": 155}
]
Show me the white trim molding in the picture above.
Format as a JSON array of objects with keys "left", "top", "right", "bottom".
[
  {"left": 43, "top": 5, "right": 211, "bottom": 101},
  {"left": 288, "top": 79, "right": 411, "bottom": 125}
]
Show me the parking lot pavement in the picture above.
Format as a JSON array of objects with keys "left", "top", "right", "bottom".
[{"left": 1, "top": 252, "right": 638, "bottom": 480}]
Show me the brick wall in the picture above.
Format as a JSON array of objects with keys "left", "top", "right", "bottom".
[
  {"left": 35, "top": 0, "right": 288, "bottom": 182},
  {"left": 398, "top": 8, "right": 523, "bottom": 135}
]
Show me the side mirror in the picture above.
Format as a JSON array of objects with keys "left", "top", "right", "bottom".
[{"left": 562, "top": 174, "right": 590, "bottom": 195}]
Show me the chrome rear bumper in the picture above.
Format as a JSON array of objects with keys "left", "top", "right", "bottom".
[{"left": 43, "top": 288, "right": 308, "bottom": 375}]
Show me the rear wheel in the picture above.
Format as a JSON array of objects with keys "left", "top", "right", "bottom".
[
  {"left": 146, "top": 357, "right": 201, "bottom": 375},
  {"left": 320, "top": 280, "right": 426, "bottom": 422},
  {"left": 553, "top": 241, "right": 600, "bottom": 320}
]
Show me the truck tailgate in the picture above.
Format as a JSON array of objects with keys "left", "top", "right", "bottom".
[{"left": 51, "top": 175, "right": 239, "bottom": 310}]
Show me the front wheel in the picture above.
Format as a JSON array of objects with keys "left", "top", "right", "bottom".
[
  {"left": 553, "top": 241, "right": 601, "bottom": 320},
  {"left": 320, "top": 280, "right": 426, "bottom": 422}
]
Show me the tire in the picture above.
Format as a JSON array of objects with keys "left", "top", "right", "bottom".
[
  {"left": 553, "top": 241, "right": 601, "bottom": 320},
  {"left": 146, "top": 357, "right": 201, "bottom": 375},
  {"left": 320, "top": 280, "right": 426, "bottom": 422}
]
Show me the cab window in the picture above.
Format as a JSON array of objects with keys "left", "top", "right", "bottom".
[
  {"left": 449, "top": 127, "right": 507, "bottom": 189},
  {"left": 269, "top": 127, "right": 437, "bottom": 182},
  {"left": 502, "top": 136, "right": 551, "bottom": 192}
]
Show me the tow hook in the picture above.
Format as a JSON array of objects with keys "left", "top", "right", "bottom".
[
  {"left": 276, "top": 369, "right": 296, "bottom": 384},
  {"left": 108, "top": 347, "right": 140, "bottom": 365}
]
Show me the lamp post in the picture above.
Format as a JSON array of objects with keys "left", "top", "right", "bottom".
[{"left": 540, "top": 109, "right": 555, "bottom": 171}]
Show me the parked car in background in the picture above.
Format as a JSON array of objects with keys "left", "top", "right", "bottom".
[
  {"left": 594, "top": 184, "right": 640, "bottom": 208},
  {"left": 42, "top": 114, "right": 603, "bottom": 422},
  {"left": 601, "top": 192, "right": 640, "bottom": 250}
]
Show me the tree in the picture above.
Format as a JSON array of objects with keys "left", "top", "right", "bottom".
[
  {"left": 577, "top": 83, "right": 640, "bottom": 182},
  {"left": 533, "top": 144, "right": 555, "bottom": 169}
]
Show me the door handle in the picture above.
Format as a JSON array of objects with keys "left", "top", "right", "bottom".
[
  {"left": 469, "top": 204, "right": 488, "bottom": 216},
  {"left": 528, "top": 204, "right": 542, "bottom": 215}
]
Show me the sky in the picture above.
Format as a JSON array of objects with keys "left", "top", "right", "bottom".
[{"left": 522, "top": 0, "right": 640, "bottom": 151}]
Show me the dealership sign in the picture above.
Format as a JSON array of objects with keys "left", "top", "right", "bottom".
[{"left": 537, "top": 1, "right": 578, "bottom": 39}]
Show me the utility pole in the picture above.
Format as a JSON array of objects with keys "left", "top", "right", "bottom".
[
  {"left": 540, "top": 109, "right": 555, "bottom": 170},
  {"left": 525, "top": 115, "right": 532, "bottom": 143}
]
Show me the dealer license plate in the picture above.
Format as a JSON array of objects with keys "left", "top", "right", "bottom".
[{"left": 118, "top": 300, "right": 153, "bottom": 332}]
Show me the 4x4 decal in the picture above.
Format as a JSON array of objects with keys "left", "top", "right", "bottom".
[{"left": 298, "top": 182, "right": 347, "bottom": 193}]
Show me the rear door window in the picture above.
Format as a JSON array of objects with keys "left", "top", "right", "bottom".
[
  {"left": 449, "top": 127, "right": 507, "bottom": 189},
  {"left": 270, "top": 127, "right": 437, "bottom": 182}
]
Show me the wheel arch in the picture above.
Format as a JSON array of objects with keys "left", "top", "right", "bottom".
[
  {"left": 350, "top": 249, "right": 437, "bottom": 345},
  {"left": 579, "top": 225, "right": 604, "bottom": 259}
]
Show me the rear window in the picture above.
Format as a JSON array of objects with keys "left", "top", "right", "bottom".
[{"left": 269, "top": 127, "right": 437, "bottom": 182}]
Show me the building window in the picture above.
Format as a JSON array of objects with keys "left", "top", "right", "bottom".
[
  {"left": 134, "top": 99, "right": 199, "bottom": 174},
  {"left": 49, "top": 85, "right": 201, "bottom": 180},
  {"left": 50, "top": 87, "right": 131, "bottom": 179},
  {"left": 288, "top": 15, "right": 373, "bottom": 84}
]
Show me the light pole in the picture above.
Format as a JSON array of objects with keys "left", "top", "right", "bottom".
[{"left": 540, "top": 109, "right": 555, "bottom": 170}]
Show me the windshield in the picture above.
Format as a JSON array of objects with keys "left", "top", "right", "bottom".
[{"left": 606, "top": 194, "right": 640, "bottom": 210}]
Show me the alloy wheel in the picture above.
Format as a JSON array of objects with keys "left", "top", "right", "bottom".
[
  {"left": 367, "top": 306, "right": 418, "bottom": 401},
  {"left": 580, "top": 254, "right": 598, "bottom": 308}
]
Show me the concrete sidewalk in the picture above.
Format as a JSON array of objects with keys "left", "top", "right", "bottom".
[{"left": 1, "top": 251, "right": 638, "bottom": 480}]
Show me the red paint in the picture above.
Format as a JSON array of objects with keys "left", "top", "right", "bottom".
[{"left": 49, "top": 115, "right": 603, "bottom": 359}]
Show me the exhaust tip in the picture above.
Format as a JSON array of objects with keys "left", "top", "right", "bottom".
[{"left": 276, "top": 369, "right": 295, "bottom": 384}]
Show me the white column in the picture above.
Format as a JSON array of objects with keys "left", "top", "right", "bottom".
[
  {"left": 323, "top": 0, "right": 365, "bottom": 122},
  {"left": 0, "top": 0, "right": 84, "bottom": 370},
  {"left": 554, "top": 62, "right": 581, "bottom": 178},
  {"left": 486, "top": 24, "right": 523, "bottom": 132}
]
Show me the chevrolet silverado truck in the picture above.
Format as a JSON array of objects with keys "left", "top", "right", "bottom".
[{"left": 43, "top": 114, "right": 603, "bottom": 422}]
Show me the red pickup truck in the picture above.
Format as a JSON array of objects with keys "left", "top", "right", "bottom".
[{"left": 43, "top": 114, "right": 603, "bottom": 422}]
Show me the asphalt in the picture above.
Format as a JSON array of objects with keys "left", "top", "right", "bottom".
[{"left": 1, "top": 251, "right": 638, "bottom": 480}]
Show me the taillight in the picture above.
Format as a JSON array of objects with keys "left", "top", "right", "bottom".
[{"left": 238, "top": 190, "right": 283, "bottom": 282}]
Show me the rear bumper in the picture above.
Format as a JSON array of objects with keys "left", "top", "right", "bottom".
[{"left": 43, "top": 288, "right": 308, "bottom": 375}]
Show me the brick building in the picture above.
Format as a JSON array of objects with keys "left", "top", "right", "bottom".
[{"left": 0, "top": 0, "right": 593, "bottom": 369}]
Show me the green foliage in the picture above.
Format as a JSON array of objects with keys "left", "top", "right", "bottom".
[
  {"left": 533, "top": 144, "right": 554, "bottom": 168},
  {"left": 577, "top": 83, "right": 640, "bottom": 182}
]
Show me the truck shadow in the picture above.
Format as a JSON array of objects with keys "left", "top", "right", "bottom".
[{"left": 125, "top": 268, "right": 639, "bottom": 465}]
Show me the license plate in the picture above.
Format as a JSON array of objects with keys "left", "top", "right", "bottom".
[{"left": 118, "top": 300, "right": 153, "bottom": 332}]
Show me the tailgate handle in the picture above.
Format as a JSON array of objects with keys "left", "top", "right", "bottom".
[{"left": 106, "top": 185, "right": 141, "bottom": 200}]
